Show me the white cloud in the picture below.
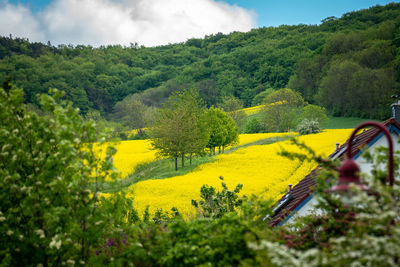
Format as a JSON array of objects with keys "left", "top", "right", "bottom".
[
  {"left": 0, "top": 0, "right": 256, "bottom": 47},
  {"left": 0, "top": 1, "right": 45, "bottom": 42}
]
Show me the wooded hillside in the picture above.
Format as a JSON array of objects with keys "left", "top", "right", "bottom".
[{"left": 0, "top": 3, "right": 399, "bottom": 119}]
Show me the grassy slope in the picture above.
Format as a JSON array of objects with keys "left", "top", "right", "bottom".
[
  {"left": 97, "top": 135, "right": 295, "bottom": 193},
  {"left": 324, "top": 116, "right": 375, "bottom": 129},
  {"left": 97, "top": 115, "right": 365, "bottom": 193}
]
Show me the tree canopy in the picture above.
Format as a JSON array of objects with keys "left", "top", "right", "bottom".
[
  {"left": 0, "top": 3, "right": 399, "bottom": 120},
  {"left": 205, "top": 107, "right": 238, "bottom": 153},
  {"left": 262, "top": 88, "right": 305, "bottom": 132},
  {"left": 150, "top": 89, "right": 209, "bottom": 170}
]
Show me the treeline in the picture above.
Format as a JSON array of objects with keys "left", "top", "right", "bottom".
[
  {"left": 0, "top": 36, "right": 57, "bottom": 59},
  {"left": 0, "top": 25, "right": 321, "bottom": 114},
  {"left": 0, "top": 3, "right": 399, "bottom": 120},
  {"left": 289, "top": 3, "right": 400, "bottom": 119}
]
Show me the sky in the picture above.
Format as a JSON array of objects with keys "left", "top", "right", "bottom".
[{"left": 0, "top": 0, "right": 398, "bottom": 47}]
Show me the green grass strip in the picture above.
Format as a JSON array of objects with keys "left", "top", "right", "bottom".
[{"left": 324, "top": 116, "right": 373, "bottom": 129}]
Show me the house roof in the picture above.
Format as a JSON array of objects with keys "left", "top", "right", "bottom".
[{"left": 268, "top": 118, "right": 400, "bottom": 226}]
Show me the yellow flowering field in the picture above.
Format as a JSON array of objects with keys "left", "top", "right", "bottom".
[
  {"left": 94, "top": 132, "right": 291, "bottom": 180},
  {"left": 95, "top": 140, "right": 157, "bottom": 179},
  {"left": 129, "top": 129, "right": 352, "bottom": 217},
  {"left": 240, "top": 101, "right": 286, "bottom": 116},
  {"left": 127, "top": 128, "right": 148, "bottom": 136},
  {"left": 241, "top": 105, "right": 264, "bottom": 116}
]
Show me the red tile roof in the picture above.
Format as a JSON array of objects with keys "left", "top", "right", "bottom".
[{"left": 268, "top": 118, "right": 400, "bottom": 226}]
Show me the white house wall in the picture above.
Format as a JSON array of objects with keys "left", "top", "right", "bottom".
[
  {"left": 285, "top": 195, "right": 322, "bottom": 225},
  {"left": 355, "top": 132, "right": 399, "bottom": 177}
]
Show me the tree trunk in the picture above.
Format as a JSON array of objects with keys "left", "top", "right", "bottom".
[
  {"left": 175, "top": 157, "right": 178, "bottom": 171},
  {"left": 138, "top": 128, "right": 144, "bottom": 138},
  {"left": 222, "top": 146, "right": 225, "bottom": 153},
  {"left": 190, "top": 153, "right": 193, "bottom": 165},
  {"left": 218, "top": 146, "right": 221, "bottom": 154},
  {"left": 181, "top": 153, "right": 185, "bottom": 168}
]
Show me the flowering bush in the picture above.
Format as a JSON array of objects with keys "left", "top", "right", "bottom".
[
  {"left": 0, "top": 85, "right": 120, "bottom": 265},
  {"left": 297, "top": 118, "right": 321, "bottom": 135}
]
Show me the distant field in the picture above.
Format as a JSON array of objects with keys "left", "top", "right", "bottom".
[
  {"left": 95, "top": 140, "right": 156, "bottom": 179},
  {"left": 98, "top": 133, "right": 293, "bottom": 180},
  {"left": 241, "top": 105, "right": 264, "bottom": 116},
  {"left": 96, "top": 133, "right": 295, "bottom": 193},
  {"left": 324, "top": 116, "right": 374, "bottom": 129},
  {"left": 239, "top": 105, "right": 372, "bottom": 131}
]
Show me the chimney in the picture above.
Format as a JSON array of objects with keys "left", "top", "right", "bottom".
[
  {"left": 336, "top": 143, "right": 340, "bottom": 151},
  {"left": 391, "top": 96, "right": 400, "bottom": 124}
]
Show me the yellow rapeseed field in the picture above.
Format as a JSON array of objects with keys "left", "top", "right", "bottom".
[
  {"left": 95, "top": 140, "right": 157, "bottom": 179},
  {"left": 240, "top": 101, "right": 286, "bottom": 116},
  {"left": 96, "top": 133, "right": 290, "bottom": 179},
  {"left": 241, "top": 105, "right": 264, "bottom": 116},
  {"left": 129, "top": 129, "right": 352, "bottom": 217}
]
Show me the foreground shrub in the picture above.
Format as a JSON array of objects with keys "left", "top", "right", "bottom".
[
  {"left": 191, "top": 176, "right": 245, "bottom": 218},
  {"left": 0, "top": 84, "right": 118, "bottom": 265},
  {"left": 94, "top": 179, "right": 272, "bottom": 266}
]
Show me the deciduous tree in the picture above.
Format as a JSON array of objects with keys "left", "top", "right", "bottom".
[
  {"left": 301, "top": 104, "right": 329, "bottom": 127},
  {"left": 262, "top": 88, "right": 305, "bottom": 132},
  {"left": 219, "top": 96, "right": 246, "bottom": 129},
  {"left": 113, "top": 94, "right": 151, "bottom": 137},
  {"left": 150, "top": 89, "right": 208, "bottom": 170},
  {"left": 205, "top": 107, "right": 238, "bottom": 154}
]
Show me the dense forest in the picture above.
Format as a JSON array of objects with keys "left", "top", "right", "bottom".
[{"left": 0, "top": 3, "right": 399, "bottom": 120}]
